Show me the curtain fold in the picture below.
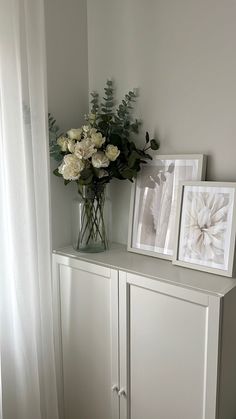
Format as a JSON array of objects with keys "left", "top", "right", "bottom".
[{"left": 0, "top": 0, "right": 59, "bottom": 418}]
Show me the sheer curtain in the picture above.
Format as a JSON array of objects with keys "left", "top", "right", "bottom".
[{"left": 0, "top": 0, "right": 59, "bottom": 418}]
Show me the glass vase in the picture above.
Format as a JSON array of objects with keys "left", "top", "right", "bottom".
[{"left": 72, "top": 184, "right": 111, "bottom": 253}]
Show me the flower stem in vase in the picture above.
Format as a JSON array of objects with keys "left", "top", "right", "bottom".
[{"left": 76, "top": 185, "right": 109, "bottom": 253}]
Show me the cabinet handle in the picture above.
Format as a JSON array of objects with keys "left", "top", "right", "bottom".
[
  {"left": 118, "top": 388, "right": 126, "bottom": 397},
  {"left": 112, "top": 385, "right": 119, "bottom": 393}
]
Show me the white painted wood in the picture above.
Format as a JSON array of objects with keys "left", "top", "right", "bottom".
[
  {"left": 54, "top": 253, "right": 111, "bottom": 278},
  {"left": 110, "top": 269, "right": 120, "bottom": 419},
  {"left": 52, "top": 254, "right": 65, "bottom": 419},
  {"left": 55, "top": 254, "right": 119, "bottom": 419},
  {"left": 126, "top": 272, "right": 209, "bottom": 306},
  {"left": 53, "top": 245, "right": 236, "bottom": 296},
  {"left": 119, "top": 271, "right": 221, "bottom": 419},
  {"left": 204, "top": 296, "right": 221, "bottom": 419},
  {"left": 218, "top": 286, "right": 236, "bottom": 419},
  {"left": 119, "top": 271, "right": 129, "bottom": 419}
]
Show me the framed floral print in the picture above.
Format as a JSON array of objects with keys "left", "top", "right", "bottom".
[
  {"left": 173, "top": 181, "right": 236, "bottom": 277},
  {"left": 128, "top": 154, "right": 207, "bottom": 260}
]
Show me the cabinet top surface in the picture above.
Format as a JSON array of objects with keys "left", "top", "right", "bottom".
[{"left": 53, "top": 243, "right": 236, "bottom": 296}]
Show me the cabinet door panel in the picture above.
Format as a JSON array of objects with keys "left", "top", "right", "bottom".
[
  {"left": 130, "top": 285, "right": 206, "bottom": 419},
  {"left": 58, "top": 261, "right": 118, "bottom": 419},
  {"left": 119, "top": 272, "right": 220, "bottom": 419}
]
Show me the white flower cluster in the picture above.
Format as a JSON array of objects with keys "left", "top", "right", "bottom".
[{"left": 57, "top": 125, "right": 120, "bottom": 181}]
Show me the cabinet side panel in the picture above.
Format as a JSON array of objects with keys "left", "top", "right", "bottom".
[
  {"left": 218, "top": 287, "right": 236, "bottom": 419},
  {"left": 52, "top": 256, "right": 65, "bottom": 419}
]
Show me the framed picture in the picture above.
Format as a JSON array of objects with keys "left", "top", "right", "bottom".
[
  {"left": 173, "top": 181, "right": 236, "bottom": 277},
  {"left": 128, "top": 154, "right": 207, "bottom": 260}
]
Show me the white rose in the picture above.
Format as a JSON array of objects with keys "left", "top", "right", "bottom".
[
  {"left": 67, "top": 128, "right": 82, "bottom": 141},
  {"left": 74, "top": 138, "right": 96, "bottom": 160},
  {"left": 57, "top": 136, "right": 68, "bottom": 152},
  {"left": 82, "top": 125, "right": 91, "bottom": 139},
  {"left": 91, "top": 132, "right": 105, "bottom": 148},
  {"left": 105, "top": 144, "right": 120, "bottom": 161},
  {"left": 58, "top": 154, "right": 84, "bottom": 180},
  {"left": 68, "top": 139, "right": 75, "bottom": 153},
  {"left": 82, "top": 125, "right": 90, "bottom": 133},
  {"left": 89, "top": 127, "right": 97, "bottom": 136},
  {"left": 92, "top": 151, "right": 110, "bottom": 168}
]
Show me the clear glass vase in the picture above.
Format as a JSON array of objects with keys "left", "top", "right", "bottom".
[{"left": 72, "top": 184, "right": 111, "bottom": 253}]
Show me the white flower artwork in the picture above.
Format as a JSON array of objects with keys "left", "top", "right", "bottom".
[{"left": 177, "top": 184, "right": 236, "bottom": 273}]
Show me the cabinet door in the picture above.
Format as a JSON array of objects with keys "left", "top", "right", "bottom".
[
  {"left": 119, "top": 271, "right": 220, "bottom": 419},
  {"left": 53, "top": 255, "right": 119, "bottom": 419}
]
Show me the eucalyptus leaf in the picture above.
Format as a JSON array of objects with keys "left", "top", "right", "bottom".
[
  {"left": 120, "top": 168, "right": 136, "bottom": 180},
  {"left": 128, "top": 150, "right": 140, "bottom": 168},
  {"left": 53, "top": 168, "right": 62, "bottom": 177},
  {"left": 80, "top": 168, "right": 93, "bottom": 182},
  {"left": 150, "top": 139, "right": 160, "bottom": 150}
]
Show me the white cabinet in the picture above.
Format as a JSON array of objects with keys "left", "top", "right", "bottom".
[{"left": 53, "top": 245, "right": 236, "bottom": 419}]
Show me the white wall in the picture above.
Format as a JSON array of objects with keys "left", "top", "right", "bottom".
[
  {"left": 87, "top": 0, "right": 236, "bottom": 244},
  {"left": 45, "top": 0, "right": 88, "bottom": 248}
]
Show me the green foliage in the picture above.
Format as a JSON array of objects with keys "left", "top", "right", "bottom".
[
  {"left": 48, "top": 113, "right": 63, "bottom": 161},
  {"left": 53, "top": 167, "right": 61, "bottom": 177},
  {"left": 90, "top": 91, "right": 99, "bottom": 114},
  {"left": 79, "top": 168, "right": 94, "bottom": 185},
  {"left": 86, "top": 80, "right": 159, "bottom": 182},
  {"left": 100, "top": 79, "right": 114, "bottom": 116},
  {"left": 150, "top": 139, "right": 160, "bottom": 150},
  {"left": 49, "top": 80, "right": 160, "bottom": 187},
  {"left": 90, "top": 81, "right": 142, "bottom": 140}
]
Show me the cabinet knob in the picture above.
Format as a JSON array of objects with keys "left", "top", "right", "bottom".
[
  {"left": 118, "top": 388, "right": 126, "bottom": 397},
  {"left": 112, "top": 385, "right": 119, "bottom": 393}
]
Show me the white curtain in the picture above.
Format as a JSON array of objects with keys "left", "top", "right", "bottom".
[{"left": 0, "top": 0, "right": 59, "bottom": 418}]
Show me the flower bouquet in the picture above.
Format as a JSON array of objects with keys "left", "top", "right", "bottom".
[{"left": 49, "top": 80, "right": 159, "bottom": 252}]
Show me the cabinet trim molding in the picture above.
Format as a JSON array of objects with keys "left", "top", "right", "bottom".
[
  {"left": 54, "top": 254, "right": 111, "bottom": 278},
  {"left": 125, "top": 271, "right": 210, "bottom": 306}
]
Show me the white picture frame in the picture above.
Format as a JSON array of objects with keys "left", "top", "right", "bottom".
[
  {"left": 172, "top": 181, "right": 236, "bottom": 277},
  {"left": 128, "top": 154, "right": 207, "bottom": 260}
]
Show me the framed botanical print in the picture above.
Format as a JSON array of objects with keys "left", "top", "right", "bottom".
[
  {"left": 173, "top": 181, "right": 236, "bottom": 277},
  {"left": 128, "top": 154, "right": 207, "bottom": 260}
]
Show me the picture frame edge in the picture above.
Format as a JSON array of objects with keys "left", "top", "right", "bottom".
[
  {"left": 172, "top": 259, "right": 233, "bottom": 278},
  {"left": 226, "top": 185, "right": 236, "bottom": 276},
  {"left": 128, "top": 245, "right": 173, "bottom": 261},
  {"left": 127, "top": 179, "right": 137, "bottom": 252},
  {"left": 200, "top": 154, "right": 207, "bottom": 180},
  {"left": 172, "top": 181, "right": 185, "bottom": 266}
]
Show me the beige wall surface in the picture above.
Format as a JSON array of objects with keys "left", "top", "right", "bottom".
[
  {"left": 45, "top": 0, "right": 88, "bottom": 248},
  {"left": 87, "top": 0, "right": 236, "bottom": 244}
]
